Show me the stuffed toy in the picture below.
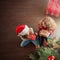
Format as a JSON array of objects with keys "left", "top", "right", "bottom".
[
  {"left": 38, "top": 16, "right": 57, "bottom": 47},
  {"left": 16, "top": 24, "right": 39, "bottom": 48},
  {"left": 46, "top": 0, "right": 60, "bottom": 17}
]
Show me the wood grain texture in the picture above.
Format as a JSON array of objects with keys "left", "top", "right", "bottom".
[{"left": 0, "top": 0, "right": 60, "bottom": 60}]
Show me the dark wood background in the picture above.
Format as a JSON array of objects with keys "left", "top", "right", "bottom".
[{"left": 0, "top": 0, "right": 60, "bottom": 60}]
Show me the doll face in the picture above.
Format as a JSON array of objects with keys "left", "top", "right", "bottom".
[
  {"left": 19, "top": 31, "right": 30, "bottom": 39},
  {"left": 22, "top": 30, "right": 31, "bottom": 39}
]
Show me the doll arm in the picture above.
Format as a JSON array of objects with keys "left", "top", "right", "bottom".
[{"left": 39, "top": 30, "right": 50, "bottom": 37}]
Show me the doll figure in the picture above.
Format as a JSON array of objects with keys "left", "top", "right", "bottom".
[
  {"left": 38, "top": 16, "right": 56, "bottom": 47},
  {"left": 16, "top": 24, "right": 39, "bottom": 48},
  {"left": 46, "top": 0, "right": 60, "bottom": 17}
]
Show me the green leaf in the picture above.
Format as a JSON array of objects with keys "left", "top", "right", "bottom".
[{"left": 56, "top": 38, "right": 60, "bottom": 45}]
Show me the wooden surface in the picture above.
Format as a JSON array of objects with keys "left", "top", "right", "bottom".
[{"left": 0, "top": 0, "right": 60, "bottom": 60}]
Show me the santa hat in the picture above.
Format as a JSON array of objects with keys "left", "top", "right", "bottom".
[{"left": 16, "top": 24, "right": 29, "bottom": 36}]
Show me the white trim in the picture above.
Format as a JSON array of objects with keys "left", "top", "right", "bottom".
[{"left": 18, "top": 25, "right": 29, "bottom": 36}]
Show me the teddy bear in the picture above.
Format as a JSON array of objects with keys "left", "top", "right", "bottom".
[
  {"left": 38, "top": 16, "right": 57, "bottom": 47},
  {"left": 16, "top": 24, "right": 39, "bottom": 48}
]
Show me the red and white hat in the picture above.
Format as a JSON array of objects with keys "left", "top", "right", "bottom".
[{"left": 16, "top": 24, "right": 29, "bottom": 36}]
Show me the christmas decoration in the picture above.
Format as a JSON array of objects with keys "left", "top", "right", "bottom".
[
  {"left": 29, "top": 38, "right": 60, "bottom": 60},
  {"left": 46, "top": 0, "right": 60, "bottom": 17},
  {"left": 48, "top": 55, "right": 56, "bottom": 60},
  {"left": 16, "top": 24, "right": 39, "bottom": 47}
]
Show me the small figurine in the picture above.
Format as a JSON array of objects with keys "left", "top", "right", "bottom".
[
  {"left": 46, "top": 0, "right": 60, "bottom": 17},
  {"left": 16, "top": 24, "right": 39, "bottom": 48},
  {"left": 38, "top": 16, "right": 57, "bottom": 47}
]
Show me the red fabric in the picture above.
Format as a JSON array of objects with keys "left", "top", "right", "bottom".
[
  {"left": 16, "top": 25, "right": 25, "bottom": 34},
  {"left": 29, "top": 34, "right": 36, "bottom": 41},
  {"left": 38, "top": 27, "right": 47, "bottom": 32}
]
